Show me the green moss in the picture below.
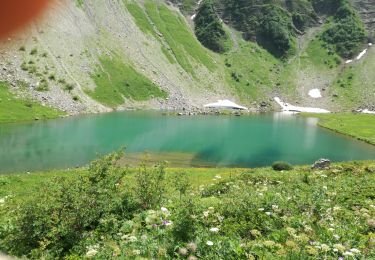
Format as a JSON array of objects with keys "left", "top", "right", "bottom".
[
  {"left": 87, "top": 55, "right": 167, "bottom": 107},
  {"left": 0, "top": 82, "right": 64, "bottom": 124}
]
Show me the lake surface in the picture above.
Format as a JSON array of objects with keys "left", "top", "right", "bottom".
[{"left": 1, "top": 112, "right": 375, "bottom": 173}]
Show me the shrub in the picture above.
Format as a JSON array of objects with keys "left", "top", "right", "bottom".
[
  {"left": 58, "top": 78, "right": 66, "bottom": 84},
  {"left": 272, "top": 161, "right": 293, "bottom": 171},
  {"left": 35, "top": 80, "right": 49, "bottom": 91},
  {"left": 72, "top": 95, "right": 80, "bottom": 101},
  {"left": 171, "top": 198, "right": 197, "bottom": 242},
  {"left": 48, "top": 74, "right": 56, "bottom": 81},
  {"left": 64, "top": 83, "right": 74, "bottom": 91},
  {"left": 19, "top": 46, "right": 25, "bottom": 51},
  {"left": 173, "top": 172, "right": 191, "bottom": 199},
  {"left": 1, "top": 151, "right": 137, "bottom": 258},
  {"left": 134, "top": 162, "right": 166, "bottom": 209},
  {"left": 320, "top": 1, "right": 366, "bottom": 57},
  {"left": 194, "top": 0, "right": 229, "bottom": 53},
  {"left": 30, "top": 48, "right": 38, "bottom": 55}
]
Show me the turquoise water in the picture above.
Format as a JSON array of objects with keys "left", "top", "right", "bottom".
[{"left": 0, "top": 112, "right": 375, "bottom": 173}]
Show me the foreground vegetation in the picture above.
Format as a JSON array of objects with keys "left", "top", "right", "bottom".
[
  {"left": 305, "top": 113, "right": 375, "bottom": 145},
  {"left": 1, "top": 152, "right": 374, "bottom": 259},
  {"left": 0, "top": 82, "right": 64, "bottom": 124}
]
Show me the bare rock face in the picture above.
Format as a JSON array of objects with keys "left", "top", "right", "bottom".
[
  {"left": 350, "top": 0, "right": 375, "bottom": 39},
  {"left": 311, "top": 158, "right": 331, "bottom": 170}
]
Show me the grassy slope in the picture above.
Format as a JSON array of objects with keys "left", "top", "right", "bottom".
[
  {"left": 86, "top": 56, "right": 167, "bottom": 107},
  {"left": 330, "top": 48, "right": 375, "bottom": 109},
  {"left": 0, "top": 82, "right": 64, "bottom": 124},
  {"left": 144, "top": 1, "right": 216, "bottom": 77},
  {"left": 306, "top": 113, "right": 375, "bottom": 145},
  {"left": 1, "top": 161, "right": 375, "bottom": 258},
  {"left": 222, "top": 39, "right": 280, "bottom": 101},
  {"left": 125, "top": 2, "right": 176, "bottom": 64}
]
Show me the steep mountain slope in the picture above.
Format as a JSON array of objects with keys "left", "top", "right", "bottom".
[
  {"left": 0, "top": 0, "right": 374, "bottom": 116},
  {"left": 0, "top": 0, "right": 233, "bottom": 114}
]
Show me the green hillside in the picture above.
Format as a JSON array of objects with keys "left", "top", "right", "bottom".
[
  {"left": 0, "top": 82, "right": 63, "bottom": 123},
  {"left": 0, "top": 0, "right": 373, "bottom": 117}
]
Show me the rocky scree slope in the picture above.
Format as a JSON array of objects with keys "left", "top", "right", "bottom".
[{"left": 0, "top": 0, "right": 232, "bottom": 115}]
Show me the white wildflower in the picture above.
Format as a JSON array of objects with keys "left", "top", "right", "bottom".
[
  {"left": 161, "top": 207, "right": 168, "bottom": 212},
  {"left": 132, "top": 249, "right": 141, "bottom": 255},
  {"left": 321, "top": 244, "right": 330, "bottom": 252},
  {"left": 86, "top": 245, "right": 99, "bottom": 258},
  {"left": 343, "top": 251, "right": 354, "bottom": 256},
  {"left": 86, "top": 248, "right": 98, "bottom": 258},
  {"left": 265, "top": 212, "right": 272, "bottom": 216},
  {"left": 209, "top": 227, "right": 220, "bottom": 233},
  {"left": 258, "top": 208, "right": 264, "bottom": 211},
  {"left": 206, "top": 241, "right": 214, "bottom": 246},
  {"left": 350, "top": 248, "right": 360, "bottom": 254},
  {"left": 203, "top": 211, "right": 209, "bottom": 217}
]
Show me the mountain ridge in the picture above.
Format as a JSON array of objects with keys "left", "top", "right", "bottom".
[{"left": 0, "top": 0, "right": 374, "bottom": 116}]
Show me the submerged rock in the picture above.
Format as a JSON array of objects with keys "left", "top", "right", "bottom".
[{"left": 312, "top": 158, "right": 331, "bottom": 170}]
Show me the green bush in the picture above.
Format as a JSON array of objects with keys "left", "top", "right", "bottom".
[
  {"left": 0, "top": 151, "right": 138, "bottom": 258},
  {"left": 30, "top": 48, "right": 38, "bottom": 55},
  {"left": 320, "top": 1, "right": 366, "bottom": 58},
  {"left": 194, "top": 0, "right": 229, "bottom": 53},
  {"left": 134, "top": 162, "right": 166, "bottom": 209},
  {"left": 272, "top": 161, "right": 293, "bottom": 171}
]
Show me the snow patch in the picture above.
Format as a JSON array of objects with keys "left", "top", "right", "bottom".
[
  {"left": 308, "top": 89, "right": 322, "bottom": 99},
  {"left": 274, "top": 97, "right": 330, "bottom": 114},
  {"left": 356, "top": 49, "right": 367, "bottom": 60},
  {"left": 191, "top": 14, "right": 196, "bottom": 20},
  {"left": 345, "top": 59, "right": 353, "bottom": 64},
  {"left": 369, "top": 43, "right": 373, "bottom": 47},
  {"left": 204, "top": 99, "right": 248, "bottom": 110},
  {"left": 362, "top": 109, "right": 375, "bottom": 115}
]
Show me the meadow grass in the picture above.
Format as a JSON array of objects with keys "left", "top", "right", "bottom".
[
  {"left": 0, "top": 82, "right": 64, "bottom": 124},
  {"left": 304, "top": 113, "right": 375, "bottom": 145},
  {"left": 330, "top": 48, "right": 375, "bottom": 109},
  {"left": 86, "top": 55, "right": 167, "bottom": 107},
  {"left": 223, "top": 40, "right": 280, "bottom": 100},
  {"left": 301, "top": 38, "right": 341, "bottom": 70}
]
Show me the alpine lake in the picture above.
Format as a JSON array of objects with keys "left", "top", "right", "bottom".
[{"left": 1, "top": 111, "right": 375, "bottom": 173}]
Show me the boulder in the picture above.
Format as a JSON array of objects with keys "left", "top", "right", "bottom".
[{"left": 311, "top": 158, "right": 331, "bottom": 170}]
